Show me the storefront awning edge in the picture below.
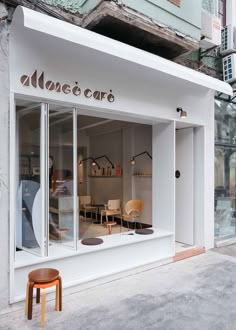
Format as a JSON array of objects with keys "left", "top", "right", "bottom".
[{"left": 12, "top": 6, "right": 233, "bottom": 96}]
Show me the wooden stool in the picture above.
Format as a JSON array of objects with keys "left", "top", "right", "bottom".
[
  {"left": 104, "top": 221, "right": 116, "bottom": 235},
  {"left": 54, "top": 228, "right": 69, "bottom": 243},
  {"left": 25, "top": 268, "right": 62, "bottom": 327}
]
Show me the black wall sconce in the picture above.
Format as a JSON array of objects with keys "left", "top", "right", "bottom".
[
  {"left": 130, "top": 151, "right": 152, "bottom": 165},
  {"left": 94, "top": 155, "right": 115, "bottom": 168},
  {"left": 176, "top": 107, "right": 187, "bottom": 119},
  {"left": 79, "top": 157, "right": 100, "bottom": 169}
]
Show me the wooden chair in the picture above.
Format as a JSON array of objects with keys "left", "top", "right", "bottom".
[
  {"left": 79, "top": 196, "right": 97, "bottom": 222},
  {"left": 100, "top": 200, "right": 122, "bottom": 227},
  {"left": 122, "top": 199, "right": 143, "bottom": 230}
]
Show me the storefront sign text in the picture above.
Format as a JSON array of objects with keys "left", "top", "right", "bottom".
[{"left": 20, "top": 70, "right": 115, "bottom": 103}]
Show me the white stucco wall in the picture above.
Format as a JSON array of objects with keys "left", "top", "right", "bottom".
[
  {"left": 0, "top": 3, "right": 10, "bottom": 311},
  {"left": 4, "top": 5, "right": 231, "bottom": 308}
]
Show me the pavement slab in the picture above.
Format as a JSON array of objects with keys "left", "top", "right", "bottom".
[{"left": 1, "top": 250, "right": 236, "bottom": 330}]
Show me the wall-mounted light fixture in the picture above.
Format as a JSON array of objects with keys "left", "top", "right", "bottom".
[
  {"left": 130, "top": 151, "right": 152, "bottom": 165},
  {"left": 176, "top": 107, "right": 187, "bottom": 119},
  {"left": 79, "top": 157, "right": 100, "bottom": 169},
  {"left": 94, "top": 155, "right": 115, "bottom": 168}
]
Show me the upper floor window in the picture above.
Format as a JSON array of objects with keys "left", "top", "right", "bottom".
[
  {"left": 218, "top": 0, "right": 226, "bottom": 26},
  {"left": 202, "top": 0, "right": 216, "bottom": 14},
  {"left": 202, "top": 0, "right": 226, "bottom": 26}
]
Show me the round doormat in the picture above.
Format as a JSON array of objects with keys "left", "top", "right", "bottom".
[
  {"left": 81, "top": 237, "right": 104, "bottom": 245},
  {"left": 135, "top": 229, "right": 154, "bottom": 235}
]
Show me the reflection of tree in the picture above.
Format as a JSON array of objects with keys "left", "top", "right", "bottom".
[
  {"left": 223, "top": 149, "right": 236, "bottom": 202},
  {"left": 215, "top": 147, "right": 236, "bottom": 196},
  {"left": 224, "top": 149, "right": 231, "bottom": 196},
  {"left": 215, "top": 100, "right": 236, "bottom": 198}
]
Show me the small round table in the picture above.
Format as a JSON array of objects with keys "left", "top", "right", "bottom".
[{"left": 104, "top": 221, "right": 116, "bottom": 235}]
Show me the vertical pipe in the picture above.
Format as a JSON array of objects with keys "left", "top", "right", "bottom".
[
  {"left": 73, "top": 108, "right": 78, "bottom": 249},
  {"left": 9, "top": 93, "right": 16, "bottom": 303},
  {"left": 40, "top": 103, "right": 49, "bottom": 257},
  {"left": 45, "top": 103, "right": 49, "bottom": 256}
]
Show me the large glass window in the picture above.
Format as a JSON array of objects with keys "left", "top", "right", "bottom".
[
  {"left": 76, "top": 116, "right": 152, "bottom": 240},
  {"left": 215, "top": 99, "right": 236, "bottom": 239},
  {"left": 16, "top": 101, "right": 46, "bottom": 256},
  {"left": 15, "top": 100, "right": 152, "bottom": 257}
]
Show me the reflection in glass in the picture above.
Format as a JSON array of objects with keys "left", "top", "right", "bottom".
[
  {"left": 49, "top": 108, "right": 76, "bottom": 248},
  {"left": 215, "top": 99, "right": 236, "bottom": 239},
  {"left": 16, "top": 103, "right": 42, "bottom": 255}
]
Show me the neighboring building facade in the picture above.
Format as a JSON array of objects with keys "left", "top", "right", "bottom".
[{"left": 0, "top": 0, "right": 234, "bottom": 311}]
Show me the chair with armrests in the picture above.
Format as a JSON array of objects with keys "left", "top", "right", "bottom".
[
  {"left": 100, "top": 199, "right": 122, "bottom": 227},
  {"left": 79, "top": 196, "right": 97, "bottom": 222},
  {"left": 122, "top": 199, "right": 143, "bottom": 230}
]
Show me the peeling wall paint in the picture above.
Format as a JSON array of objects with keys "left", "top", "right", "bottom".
[{"left": 44, "top": 0, "right": 102, "bottom": 14}]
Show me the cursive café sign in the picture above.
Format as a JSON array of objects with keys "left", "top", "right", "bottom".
[{"left": 20, "top": 70, "right": 115, "bottom": 103}]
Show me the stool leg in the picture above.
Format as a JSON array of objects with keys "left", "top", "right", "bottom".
[
  {"left": 28, "top": 281, "right": 34, "bottom": 320},
  {"left": 36, "top": 288, "right": 40, "bottom": 304},
  {"left": 25, "top": 282, "right": 29, "bottom": 316},
  {"left": 58, "top": 276, "right": 62, "bottom": 311},
  {"left": 40, "top": 288, "right": 46, "bottom": 327},
  {"left": 55, "top": 280, "right": 59, "bottom": 311},
  {"left": 108, "top": 225, "right": 111, "bottom": 235}
]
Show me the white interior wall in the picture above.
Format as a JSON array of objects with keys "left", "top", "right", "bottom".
[
  {"left": 88, "top": 124, "right": 152, "bottom": 221},
  {"left": 89, "top": 130, "right": 123, "bottom": 204},
  {"left": 132, "top": 125, "right": 152, "bottom": 224},
  {"left": 122, "top": 127, "right": 133, "bottom": 206}
]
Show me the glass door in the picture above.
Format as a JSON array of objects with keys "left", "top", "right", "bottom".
[
  {"left": 48, "top": 105, "right": 78, "bottom": 249},
  {"left": 16, "top": 101, "right": 46, "bottom": 256}
]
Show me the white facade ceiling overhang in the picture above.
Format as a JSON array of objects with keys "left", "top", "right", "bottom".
[{"left": 11, "top": 6, "right": 232, "bottom": 97}]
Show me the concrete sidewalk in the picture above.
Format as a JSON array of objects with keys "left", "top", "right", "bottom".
[{"left": 1, "top": 249, "right": 236, "bottom": 330}]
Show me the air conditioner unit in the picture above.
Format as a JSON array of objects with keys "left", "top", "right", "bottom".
[
  {"left": 221, "top": 25, "right": 236, "bottom": 55},
  {"left": 201, "top": 9, "right": 221, "bottom": 49},
  {"left": 222, "top": 54, "right": 236, "bottom": 83}
]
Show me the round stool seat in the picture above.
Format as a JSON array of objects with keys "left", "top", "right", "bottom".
[
  {"left": 81, "top": 237, "right": 104, "bottom": 245},
  {"left": 55, "top": 228, "right": 68, "bottom": 234},
  {"left": 135, "top": 228, "right": 154, "bottom": 235},
  {"left": 28, "top": 268, "right": 59, "bottom": 283},
  {"left": 104, "top": 221, "right": 116, "bottom": 226},
  {"left": 104, "top": 221, "right": 116, "bottom": 235}
]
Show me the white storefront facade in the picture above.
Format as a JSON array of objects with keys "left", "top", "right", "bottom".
[{"left": 3, "top": 6, "right": 232, "bottom": 305}]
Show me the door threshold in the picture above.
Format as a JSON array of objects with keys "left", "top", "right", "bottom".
[
  {"left": 215, "top": 236, "right": 236, "bottom": 248},
  {"left": 173, "top": 246, "right": 205, "bottom": 262}
]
